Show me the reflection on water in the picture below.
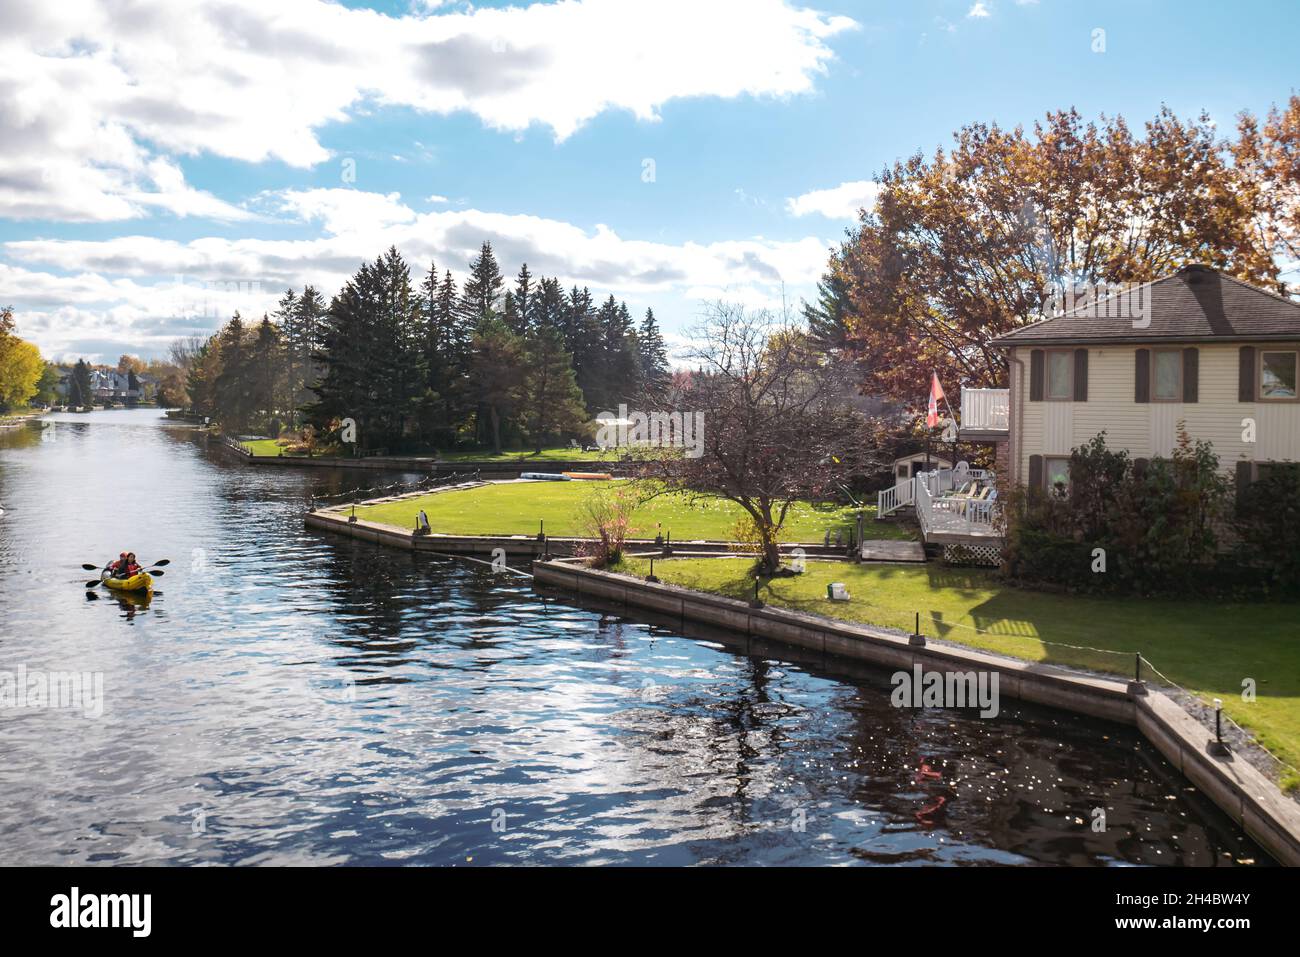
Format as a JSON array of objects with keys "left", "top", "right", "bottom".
[{"left": 0, "top": 411, "right": 1271, "bottom": 865}]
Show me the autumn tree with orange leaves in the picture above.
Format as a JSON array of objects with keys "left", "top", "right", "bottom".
[{"left": 829, "top": 103, "right": 1296, "bottom": 412}]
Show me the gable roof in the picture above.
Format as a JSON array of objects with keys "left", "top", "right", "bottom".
[{"left": 991, "top": 265, "right": 1300, "bottom": 347}]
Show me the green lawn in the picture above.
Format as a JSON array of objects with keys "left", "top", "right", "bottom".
[
  {"left": 432, "top": 447, "right": 622, "bottom": 463},
  {"left": 609, "top": 556, "right": 1300, "bottom": 786},
  {"left": 351, "top": 479, "right": 913, "bottom": 543},
  {"left": 242, "top": 441, "right": 619, "bottom": 461}
]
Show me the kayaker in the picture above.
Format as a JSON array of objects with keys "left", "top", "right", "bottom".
[
  {"left": 109, "top": 552, "right": 129, "bottom": 577},
  {"left": 125, "top": 552, "right": 141, "bottom": 576}
]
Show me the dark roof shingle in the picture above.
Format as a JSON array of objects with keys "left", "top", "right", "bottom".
[{"left": 992, "top": 266, "right": 1300, "bottom": 347}]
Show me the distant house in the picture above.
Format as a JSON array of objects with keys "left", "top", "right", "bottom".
[{"left": 89, "top": 369, "right": 143, "bottom": 405}]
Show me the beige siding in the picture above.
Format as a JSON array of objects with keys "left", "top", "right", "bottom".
[{"left": 1011, "top": 342, "right": 1300, "bottom": 481}]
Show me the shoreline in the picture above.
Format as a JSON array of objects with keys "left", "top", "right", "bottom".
[{"left": 531, "top": 555, "right": 1300, "bottom": 867}]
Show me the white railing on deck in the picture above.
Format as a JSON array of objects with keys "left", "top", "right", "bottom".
[
  {"left": 911, "top": 468, "right": 1001, "bottom": 539},
  {"left": 961, "top": 388, "right": 1010, "bottom": 432},
  {"left": 877, "top": 464, "right": 996, "bottom": 518}
]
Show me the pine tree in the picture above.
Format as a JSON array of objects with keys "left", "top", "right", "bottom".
[
  {"left": 214, "top": 313, "right": 251, "bottom": 431},
  {"left": 308, "top": 266, "right": 373, "bottom": 446},
  {"left": 69, "top": 358, "right": 94, "bottom": 409},
  {"left": 459, "top": 241, "right": 505, "bottom": 326},
  {"left": 468, "top": 318, "right": 525, "bottom": 454},
  {"left": 803, "top": 265, "right": 852, "bottom": 350},
  {"left": 638, "top": 307, "right": 671, "bottom": 401},
  {"left": 593, "top": 295, "right": 641, "bottom": 411},
  {"left": 294, "top": 285, "right": 327, "bottom": 410},
  {"left": 521, "top": 324, "right": 588, "bottom": 452},
  {"left": 532, "top": 277, "right": 566, "bottom": 336},
  {"left": 273, "top": 288, "right": 298, "bottom": 414},
  {"left": 564, "top": 285, "right": 602, "bottom": 412},
  {"left": 510, "top": 263, "right": 533, "bottom": 335},
  {"left": 250, "top": 315, "right": 282, "bottom": 429}
]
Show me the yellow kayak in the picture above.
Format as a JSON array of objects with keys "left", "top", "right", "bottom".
[{"left": 103, "top": 572, "right": 153, "bottom": 593}]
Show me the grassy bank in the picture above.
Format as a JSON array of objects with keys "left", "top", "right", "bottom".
[
  {"left": 243, "top": 441, "right": 622, "bottom": 461},
  {"left": 611, "top": 556, "right": 1300, "bottom": 785},
  {"left": 351, "top": 479, "right": 911, "bottom": 543}
]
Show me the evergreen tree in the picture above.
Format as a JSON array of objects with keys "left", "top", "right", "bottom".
[
  {"left": 638, "top": 307, "right": 671, "bottom": 401},
  {"left": 69, "top": 358, "right": 94, "bottom": 409},
  {"left": 467, "top": 318, "right": 525, "bottom": 454},
  {"left": 213, "top": 313, "right": 252, "bottom": 431},
  {"left": 564, "top": 285, "right": 602, "bottom": 412},
  {"left": 308, "top": 265, "right": 374, "bottom": 446},
  {"left": 250, "top": 315, "right": 283, "bottom": 428},
  {"left": 273, "top": 288, "right": 298, "bottom": 413},
  {"left": 510, "top": 263, "right": 533, "bottom": 335},
  {"left": 294, "top": 285, "right": 327, "bottom": 410},
  {"left": 521, "top": 324, "right": 588, "bottom": 452},
  {"left": 594, "top": 295, "right": 641, "bottom": 411},
  {"left": 532, "top": 277, "right": 566, "bottom": 336},
  {"left": 803, "top": 264, "right": 852, "bottom": 350},
  {"left": 458, "top": 241, "right": 505, "bottom": 325}
]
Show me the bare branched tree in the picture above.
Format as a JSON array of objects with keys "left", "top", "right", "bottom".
[{"left": 638, "top": 302, "right": 883, "bottom": 574}]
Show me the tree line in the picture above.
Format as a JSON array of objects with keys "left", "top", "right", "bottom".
[{"left": 179, "top": 241, "right": 671, "bottom": 453}]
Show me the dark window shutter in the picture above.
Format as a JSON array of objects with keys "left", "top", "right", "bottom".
[
  {"left": 1073, "top": 349, "right": 1088, "bottom": 401},
  {"left": 1236, "top": 460, "right": 1254, "bottom": 510},
  {"left": 1135, "top": 349, "right": 1150, "bottom": 403},
  {"left": 1182, "top": 348, "right": 1198, "bottom": 403},
  {"left": 1029, "top": 350, "right": 1044, "bottom": 401},
  {"left": 1028, "top": 454, "right": 1043, "bottom": 490},
  {"left": 1239, "top": 346, "right": 1256, "bottom": 401}
]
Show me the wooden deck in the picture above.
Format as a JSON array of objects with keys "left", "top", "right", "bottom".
[{"left": 859, "top": 539, "right": 926, "bottom": 563}]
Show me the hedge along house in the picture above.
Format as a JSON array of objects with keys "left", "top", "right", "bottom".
[{"left": 991, "top": 264, "right": 1300, "bottom": 495}]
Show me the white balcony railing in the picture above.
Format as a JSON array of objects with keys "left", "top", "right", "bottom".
[
  {"left": 910, "top": 468, "right": 1002, "bottom": 540},
  {"left": 960, "top": 388, "right": 1009, "bottom": 432}
]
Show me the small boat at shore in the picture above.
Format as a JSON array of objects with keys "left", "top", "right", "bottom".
[
  {"left": 520, "top": 472, "right": 571, "bottom": 481},
  {"left": 561, "top": 471, "right": 612, "bottom": 480}
]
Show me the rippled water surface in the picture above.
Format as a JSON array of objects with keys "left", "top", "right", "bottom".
[{"left": 0, "top": 410, "right": 1271, "bottom": 865}]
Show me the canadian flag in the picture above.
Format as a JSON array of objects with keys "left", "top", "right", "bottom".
[{"left": 926, "top": 372, "right": 945, "bottom": 429}]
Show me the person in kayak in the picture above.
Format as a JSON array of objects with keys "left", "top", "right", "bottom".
[
  {"left": 109, "top": 552, "right": 130, "bottom": 577},
  {"left": 125, "top": 552, "right": 142, "bottom": 577}
]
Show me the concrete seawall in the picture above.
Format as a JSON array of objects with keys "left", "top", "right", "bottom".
[{"left": 532, "top": 557, "right": 1300, "bottom": 866}]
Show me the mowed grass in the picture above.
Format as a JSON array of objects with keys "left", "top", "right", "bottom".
[
  {"left": 611, "top": 556, "right": 1300, "bottom": 786},
  {"left": 433, "top": 447, "right": 621, "bottom": 462},
  {"left": 351, "top": 479, "right": 914, "bottom": 543},
  {"left": 244, "top": 441, "right": 618, "bottom": 461}
]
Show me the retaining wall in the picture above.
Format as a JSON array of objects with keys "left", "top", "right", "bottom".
[{"left": 532, "top": 557, "right": 1300, "bottom": 867}]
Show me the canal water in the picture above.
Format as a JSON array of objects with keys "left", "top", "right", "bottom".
[{"left": 0, "top": 410, "right": 1270, "bottom": 865}]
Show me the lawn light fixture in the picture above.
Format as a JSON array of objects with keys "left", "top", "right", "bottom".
[
  {"left": 646, "top": 557, "right": 659, "bottom": 584},
  {"left": 538, "top": 519, "right": 545, "bottom": 542},
  {"left": 1209, "top": 698, "right": 1229, "bottom": 756},
  {"left": 750, "top": 576, "right": 763, "bottom": 608}
]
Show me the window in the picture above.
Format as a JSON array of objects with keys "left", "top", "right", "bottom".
[
  {"left": 1044, "top": 457, "right": 1070, "bottom": 493},
  {"left": 1046, "top": 350, "right": 1073, "bottom": 400},
  {"left": 1260, "top": 351, "right": 1298, "bottom": 400},
  {"left": 1153, "top": 349, "right": 1182, "bottom": 401}
]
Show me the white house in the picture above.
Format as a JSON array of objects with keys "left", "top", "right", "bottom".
[{"left": 876, "top": 264, "right": 1300, "bottom": 557}]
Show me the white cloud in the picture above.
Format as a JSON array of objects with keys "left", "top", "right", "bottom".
[
  {"left": 4, "top": 191, "right": 834, "bottom": 362},
  {"left": 786, "top": 180, "right": 881, "bottom": 219},
  {"left": 0, "top": 0, "right": 855, "bottom": 223},
  {"left": 968, "top": 2, "right": 992, "bottom": 18}
]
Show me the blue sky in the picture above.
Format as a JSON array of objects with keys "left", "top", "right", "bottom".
[{"left": 3, "top": 0, "right": 1298, "bottom": 363}]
